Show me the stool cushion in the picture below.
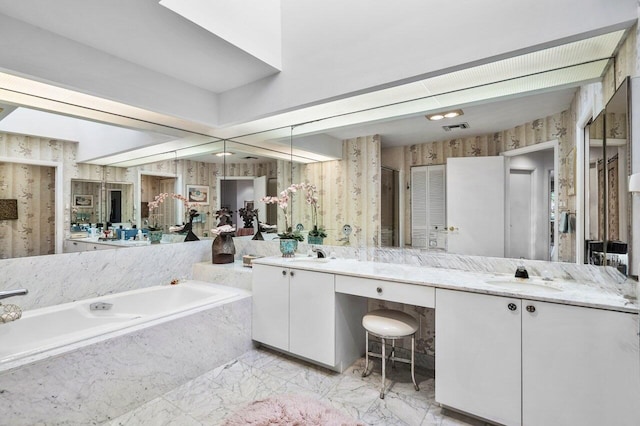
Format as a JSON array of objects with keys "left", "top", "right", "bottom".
[{"left": 362, "top": 309, "right": 419, "bottom": 337}]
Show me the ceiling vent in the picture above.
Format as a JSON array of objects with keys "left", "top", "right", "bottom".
[{"left": 442, "top": 122, "right": 470, "bottom": 132}]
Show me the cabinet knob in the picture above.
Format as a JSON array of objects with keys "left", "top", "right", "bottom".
[
  {"left": 526, "top": 305, "right": 536, "bottom": 313},
  {"left": 282, "top": 270, "right": 286, "bottom": 276},
  {"left": 290, "top": 271, "right": 295, "bottom": 277},
  {"left": 507, "top": 303, "right": 517, "bottom": 311},
  {"left": 376, "top": 287, "right": 383, "bottom": 294}
]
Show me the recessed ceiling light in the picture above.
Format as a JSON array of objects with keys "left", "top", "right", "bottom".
[
  {"left": 216, "top": 152, "right": 233, "bottom": 156},
  {"left": 426, "top": 109, "right": 463, "bottom": 121},
  {"left": 444, "top": 109, "right": 463, "bottom": 118}
]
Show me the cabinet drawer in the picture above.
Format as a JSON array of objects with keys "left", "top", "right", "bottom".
[{"left": 335, "top": 275, "right": 434, "bottom": 308}]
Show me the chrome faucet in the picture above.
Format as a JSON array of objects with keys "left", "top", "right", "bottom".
[
  {"left": 0, "top": 288, "right": 28, "bottom": 300},
  {"left": 312, "top": 247, "right": 327, "bottom": 258}
]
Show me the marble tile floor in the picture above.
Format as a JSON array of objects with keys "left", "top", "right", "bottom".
[{"left": 107, "top": 346, "right": 488, "bottom": 426}]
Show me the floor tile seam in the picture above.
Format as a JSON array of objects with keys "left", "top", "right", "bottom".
[
  {"left": 285, "top": 375, "right": 336, "bottom": 398},
  {"left": 362, "top": 393, "right": 429, "bottom": 426},
  {"left": 159, "top": 395, "right": 207, "bottom": 425}
]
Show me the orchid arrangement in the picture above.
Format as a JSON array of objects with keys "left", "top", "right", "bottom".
[
  {"left": 302, "top": 183, "right": 327, "bottom": 238},
  {"left": 147, "top": 192, "right": 201, "bottom": 229},
  {"left": 261, "top": 184, "right": 302, "bottom": 241},
  {"left": 260, "top": 182, "right": 324, "bottom": 240}
]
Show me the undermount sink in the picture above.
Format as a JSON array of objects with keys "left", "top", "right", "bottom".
[
  {"left": 287, "top": 257, "right": 331, "bottom": 264},
  {"left": 485, "top": 279, "right": 562, "bottom": 293}
]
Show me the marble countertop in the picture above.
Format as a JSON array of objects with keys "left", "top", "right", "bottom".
[{"left": 253, "top": 255, "right": 639, "bottom": 314}]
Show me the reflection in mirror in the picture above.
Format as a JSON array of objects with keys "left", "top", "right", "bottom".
[
  {"left": 1, "top": 159, "right": 57, "bottom": 259},
  {"left": 140, "top": 174, "right": 178, "bottom": 232},
  {"left": 2, "top": 29, "right": 633, "bottom": 262},
  {"left": 600, "top": 79, "right": 629, "bottom": 274},
  {"left": 70, "top": 179, "right": 102, "bottom": 233},
  {"left": 587, "top": 112, "right": 606, "bottom": 243},
  {"left": 584, "top": 78, "right": 630, "bottom": 274}
]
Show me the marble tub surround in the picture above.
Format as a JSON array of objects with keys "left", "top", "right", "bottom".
[
  {"left": 254, "top": 256, "right": 638, "bottom": 313},
  {"left": 1, "top": 289, "right": 252, "bottom": 425},
  {"left": 192, "top": 260, "right": 253, "bottom": 291},
  {"left": 0, "top": 239, "right": 213, "bottom": 311}
]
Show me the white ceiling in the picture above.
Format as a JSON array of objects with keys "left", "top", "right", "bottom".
[
  {"left": 0, "top": 0, "right": 279, "bottom": 93},
  {"left": 326, "top": 88, "right": 578, "bottom": 148}
]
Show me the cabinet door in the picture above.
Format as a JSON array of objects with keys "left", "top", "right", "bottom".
[
  {"left": 289, "top": 269, "right": 335, "bottom": 366},
  {"left": 522, "top": 301, "right": 640, "bottom": 426},
  {"left": 436, "top": 289, "right": 522, "bottom": 426},
  {"left": 251, "top": 264, "right": 290, "bottom": 351}
]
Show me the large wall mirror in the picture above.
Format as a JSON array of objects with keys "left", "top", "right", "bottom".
[{"left": 0, "top": 29, "right": 635, "bottom": 270}]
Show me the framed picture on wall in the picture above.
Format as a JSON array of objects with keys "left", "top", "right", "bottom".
[
  {"left": 186, "top": 185, "right": 209, "bottom": 205},
  {"left": 244, "top": 200, "right": 254, "bottom": 210},
  {"left": 73, "top": 194, "right": 93, "bottom": 208}
]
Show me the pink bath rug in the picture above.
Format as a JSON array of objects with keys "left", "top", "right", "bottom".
[{"left": 222, "top": 394, "right": 364, "bottom": 426}]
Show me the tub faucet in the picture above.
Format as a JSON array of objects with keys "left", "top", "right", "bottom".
[
  {"left": 312, "top": 247, "right": 327, "bottom": 258},
  {"left": 0, "top": 289, "right": 28, "bottom": 301}
]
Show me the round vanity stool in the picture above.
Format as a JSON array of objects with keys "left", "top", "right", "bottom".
[{"left": 361, "top": 309, "right": 419, "bottom": 399}]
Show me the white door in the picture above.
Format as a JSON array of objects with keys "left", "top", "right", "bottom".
[
  {"left": 446, "top": 156, "right": 505, "bottom": 256},
  {"left": 253, "top": 176, "right": 267, "bottom": 230},
  {"left": 435, "top": 289, "right": 522, "bottom": 426},
  {"left": 508, "top": 170, "right": 532, "bottom": 259}
]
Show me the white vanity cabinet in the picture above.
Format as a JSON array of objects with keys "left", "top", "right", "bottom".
[
  {"left": 289, "top": 268, "right": 335, "bottom": 365},
  {"left": 435, "top": 289, "right": 522, "bottom": 426},
  {"left": 521, "top": 299, "right": 640, "bottom": 426},
  {"left": 436, "top": 288, "right": 640, "bottom": 426},
  {"left": 252, "top": 264, "right": 291, "bottom": 351},
  {"left": 252, "top": 264, "right": 366, "bottom": 371}
]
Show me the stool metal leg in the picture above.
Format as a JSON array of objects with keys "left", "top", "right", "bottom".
[
  {"left": 380, "top": 337, "right": 386, "bottom": 399},
  {"left": 362, "top": 331, "right": 370, "bottom": 377},
  {"left": 391, "top": 338, "right": 396, "bottom": 369},
  {"left": 411, "top": 334, "right": 419, "bottom": 391}
]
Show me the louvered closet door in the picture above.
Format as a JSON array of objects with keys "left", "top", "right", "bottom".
[{"left": 411, "top": 165, "right": 446, "bottom": 248}]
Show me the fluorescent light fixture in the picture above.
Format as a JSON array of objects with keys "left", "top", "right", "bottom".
[
  {"left": 216, "top": 152, "right": 233, "bottom": 157},
  {"left": 427, "top": 114, "right": 444, "bottom": 121},
  {"left": 629, "top": 173, "right": 640, "bottom": 192}
]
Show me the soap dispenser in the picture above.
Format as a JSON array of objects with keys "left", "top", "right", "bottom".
[{"left": 515, "top": 258, "right": 529, "bottom": 279}]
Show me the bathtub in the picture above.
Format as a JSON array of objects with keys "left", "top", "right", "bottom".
[
  {"left": 1, "top": 280, "right": 253, "bottom": 425},
  {"left": 0, "top": 280, "right": 241, "bottom": 367}
]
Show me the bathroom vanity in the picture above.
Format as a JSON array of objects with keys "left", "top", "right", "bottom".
[{"left": 251, "top": 256, "right": 639, "bottom": 426}]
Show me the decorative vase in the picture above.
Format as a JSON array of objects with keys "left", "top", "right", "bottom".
[
  {"left": 148, "top": 230, "right": 163, "bottom": 244},
  {"left": 212, "top": 233, "right": 236, "bottom": 264},
  {"left": 308, "top": 235, "right": 324, "bottom": 245},
  {"left": 279, "top": 239, "right": 298, "bottom": 257}
]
